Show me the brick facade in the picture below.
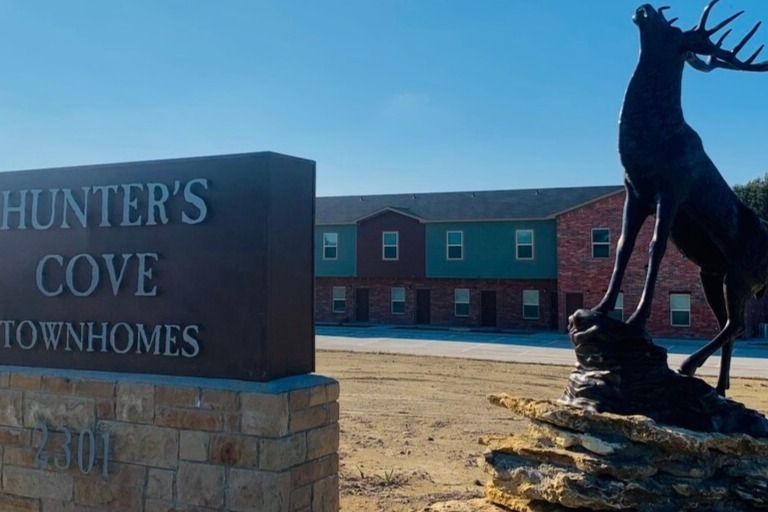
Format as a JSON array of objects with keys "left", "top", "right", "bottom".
[
  {"left": 0, "top": 367, "right": 340, "bottom": 512},
  {"left": 557, "top": 191, "right": 721, "bottom": 338},
  {"left": 316, "top": 277, "right": 557, "bottom": 331}
]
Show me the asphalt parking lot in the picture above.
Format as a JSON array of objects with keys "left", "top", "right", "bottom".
[{"left": 316, "top": 324, "right": 768, "bottom": 379}]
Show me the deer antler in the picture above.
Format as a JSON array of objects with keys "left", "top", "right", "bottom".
[
  {"left": 658, "top": 6, "right": 679, "bottom": 26},
  {"left": 684, "top": 0, "right": 768, "bottom": 72}
]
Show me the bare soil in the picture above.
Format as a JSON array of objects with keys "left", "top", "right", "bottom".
[{"left": 316, "top": 350, "right": 768, "bottom": 512}]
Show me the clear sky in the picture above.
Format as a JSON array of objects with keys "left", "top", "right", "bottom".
[{"left": 0, "top": 1, "right": 766, "bottom": 197}]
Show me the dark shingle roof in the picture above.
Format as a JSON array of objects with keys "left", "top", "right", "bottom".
[{"left": 316, "top": 185, "right": 623, "bottom": 225}]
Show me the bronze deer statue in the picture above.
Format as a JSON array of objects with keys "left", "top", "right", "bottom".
[{"left": 592, "top": 1, "right": 768, "bottom": 396}]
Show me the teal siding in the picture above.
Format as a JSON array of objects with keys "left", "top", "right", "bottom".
[
  {"left": 315, "top": 225, "right": 357, "bottom": 277},
  {"left": 426, "top": 221, "right": 557, "bottom": 278}
]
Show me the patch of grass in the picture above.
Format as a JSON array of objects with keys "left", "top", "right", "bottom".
[{"left": 381, "top": 468, "right": 398, "bottom": 486}]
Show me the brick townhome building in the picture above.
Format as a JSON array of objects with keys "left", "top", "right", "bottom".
[
  {"left": 556, "top": 189, "right": 720, "bottom": 338},
  {"left": 316, "top": 186, "right": 767, "bottom": 338}
]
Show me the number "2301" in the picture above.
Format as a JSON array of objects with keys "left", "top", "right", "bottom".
[{"left": 34, "top": 423, "right": 111, "bottom": 479}]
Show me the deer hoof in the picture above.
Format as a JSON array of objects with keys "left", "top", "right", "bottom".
[
  {"left": 679, "top": 358, "right": 699, "bottom": 377},
  {"left": 716, "top": 376, "right": 730, "bottom": 397}
]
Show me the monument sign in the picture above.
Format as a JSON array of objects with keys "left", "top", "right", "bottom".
[
  {"left": 0, "top": 151, "right": 315, "bottom": 381},
  {"left": 0, "top": 152, "right": 340, "bottom": 512}
]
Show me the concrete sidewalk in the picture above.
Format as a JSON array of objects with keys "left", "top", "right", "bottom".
[{"left": 316, "top": 325, "right": 768, "bottom": 380}]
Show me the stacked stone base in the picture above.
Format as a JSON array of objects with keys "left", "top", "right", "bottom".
[
  {"left": 0, "top": 366, "right": 339, "bottom": 512},
  {"left": 482, "top": 395, "right": 768, "bottom": 511}
]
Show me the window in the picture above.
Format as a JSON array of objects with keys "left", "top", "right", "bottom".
[
  {"left": 332, "top": 287, "right": 345, "bottom": 313},
  {"left": 523, "top": 290, "right": 540, "bottom": 319},
  {"left": 323, "top": 232, "right": 338, "bottom": 260},
  {"left": 447, "top": 231, "right": 463, "bottom": 260},
  {"left": 592, "top": 228, "right": 610, "bottom": 259},
  {"left": 670, "top": 293, "right": 691, "bottom": 327},
  {"left": 516, "top": 230, "right": 534, "bottom": 260},
  {"left": 391, "top": 287, "right": 406, "bottom": 314},
  {"left": 382, "top": 232, "right": 399, "bottom": 260},
  {"left": 455, "top": 288, "right": 470, "bottom": 317},
  {"left": 608, "top": 292, "right": 624, "bottom": 321}
]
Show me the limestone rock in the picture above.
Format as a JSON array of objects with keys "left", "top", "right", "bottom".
[{"left": 483, "top": 395, "right": 768, "bottom": 511}]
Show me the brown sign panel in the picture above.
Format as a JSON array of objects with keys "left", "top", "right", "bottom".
[{"left": 0, "top": 152, "right": 315, "bottom": 381}]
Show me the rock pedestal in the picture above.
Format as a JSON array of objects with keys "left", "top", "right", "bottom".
[
  {"left": 477, "top": 310, "right": 768, "bottom": 511},
  {"left": 483, "top": 395, "right": 768, "bottom": 511}
]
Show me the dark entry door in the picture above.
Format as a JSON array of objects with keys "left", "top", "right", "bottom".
[
  {"left": 550, "top": 293, "right": 559, "bottom": 330},
  {"left": 416, "top": 289, "right": 431, "bottom": 324},
  {"left": 356, "top": 288, "right": 370, "bottom": 322},
  {"left": 565, "top": 293, "right": 584, "bottom": 321},
  {"left": 481, "top": 290, "right": 497, "bottom": 327}
]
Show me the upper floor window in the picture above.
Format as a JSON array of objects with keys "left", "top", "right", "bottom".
[
  {"left": 455, "top": 288, "right": 470, "bottom": 317},
  {"left": 332, "top": 286, "right": 346, "bottom": 313},
  {"left": 516, "top": 230, "right": 534, "bottom": 260},
  {"left": 383, "top": 231, "right": 399, "bottom": 260},
  {"left": 592, "top": 228, "right": 610, "bottom": 259},
  {"left": 447, "top": 231, "right": 463, "bottom": 260},
  {"left": 391, "top": 287, "right": 406, "bottom": 314},
  {"left": 670, "top": 293, "right": 691, "bottom": 327},
  {"left": 523, "top": 289, "right": 540, "bottom": 319},
  {"left": 323, "top": 232, "right": 338, "bottom": 260}
]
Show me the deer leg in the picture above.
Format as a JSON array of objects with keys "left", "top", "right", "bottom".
[
  {"left": 594, "top": 193, "right": 646, "bottom": 314},
  {"left": 627, "top": 198, "right": 676, "bottom": 327},
  {"left": 680, "top": 273, "right": 746, "bottom": 396},
  {"left": 719, "top": 341, "right": 733, "bottom": 396},
  {"left": 697, "top": 271, "right": 731, "bottom": 395},
  {"left": 700, "top": 270, "right": 728, "bottom": 323}
]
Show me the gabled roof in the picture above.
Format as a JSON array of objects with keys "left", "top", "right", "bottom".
[
  {"left": 316, "top": 185, "right": 623, "bottom": 225},
  {"left": 353, "top": 206, "right": 424, "bottom": 223}
]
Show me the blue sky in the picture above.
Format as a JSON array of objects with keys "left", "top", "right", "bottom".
[{"left": 0, "top": 1, "right": 766, "bottom": 196}]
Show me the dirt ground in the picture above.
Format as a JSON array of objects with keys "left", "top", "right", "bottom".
[{"left": 316, "top": 350, "right": 768, "bottom": 512}]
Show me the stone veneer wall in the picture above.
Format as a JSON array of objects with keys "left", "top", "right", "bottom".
[{"left": 0, "top": 366, "right": 339, "bottom": 512}]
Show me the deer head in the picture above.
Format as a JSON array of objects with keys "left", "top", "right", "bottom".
[
  {"left": 631, "top": 2, "right": 768, "bottom": 71},
  {"left": 632, "top": 4, "right": 685, "bottom": 61}
]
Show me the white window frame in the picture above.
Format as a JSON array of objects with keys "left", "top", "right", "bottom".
[
  {"left": 446, "top": 231, "right": 464, "bottom": 260},
  {"left": 592, "top": 228, "right": 610, "bottom": 259},
  {"left": 454, "top": 288, "right": 470, "bottom": 317},
  {"left": 391, "top": 287, "right": 406, "bottom": 315},
  {"left": 522, "top": 289, "right": 540, "bottom": 320},
  {"left": 323, "top": 232, "right": 339, "bottom": 260},
  {"left": 670, "top": 293, "right": 691, "bottom": 327},
  {"left": 332, "top": 286, "right": 346, "bottom": 313},
  {"left": 382, "top": 231, "right": 399, "bottom": 261},
  {"left": 516, "top": 230, "right": 534, "bottom": 260}
]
